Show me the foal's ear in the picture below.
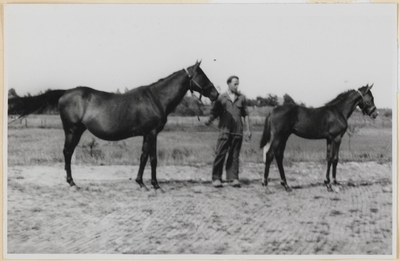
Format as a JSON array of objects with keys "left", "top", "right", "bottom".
[
  {"left": 360, "top": 83, "right": 373, "bottom": 94},
  {"left": 366, "top": 83, "right": 373, "bottom": 92}
]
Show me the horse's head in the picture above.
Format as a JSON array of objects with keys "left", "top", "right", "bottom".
[
  {"left": 185, "top": 61, "right": 219, "bottom": 102},
  {"left": 357, "top": 84, "right": 378, "bottom": 119}
]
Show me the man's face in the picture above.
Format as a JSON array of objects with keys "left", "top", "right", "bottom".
[{"left": 228, "top": 78, "right": 239, "bottom": 94}]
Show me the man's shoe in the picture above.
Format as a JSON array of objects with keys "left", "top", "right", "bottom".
[
  {"left": 229, "top": 179, "right": 241, "bottom": 188},
  {"left": 212, "top": 180, "right": 223, "bottom": 188}
]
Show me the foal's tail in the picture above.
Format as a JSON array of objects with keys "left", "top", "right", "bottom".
[
  {"left": 260, "top": 111, "right": 272, "bottom": 149},
  {"left": 8, "top": 90, "right": 66, "bottom": 118}
]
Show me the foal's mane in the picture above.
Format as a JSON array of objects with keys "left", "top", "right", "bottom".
[{"left": 324, "top": 90, "right": 354, "bottom": 106}]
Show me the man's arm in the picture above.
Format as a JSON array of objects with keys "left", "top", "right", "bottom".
[
  {"left": 243, "top": 115, "right": 252, "bottom": 141},
  {"left": 242, "top": 97, "right": 252, "bottom": 140},
  {"left": 205, "top": 99, "right": 221, "bottom": 126}
]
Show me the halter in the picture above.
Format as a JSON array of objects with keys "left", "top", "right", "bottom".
[
  {"left": 355, "top": 89, "right": 376, "bottom": 116},
  {"left": 183, "top": 68, "right": 214, "bottom": 102},
  {"left": 183, "top": 67, "right": 213, "bottom": 121}
]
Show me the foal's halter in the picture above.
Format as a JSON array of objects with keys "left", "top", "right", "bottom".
[{"left": 355, "top": 89, "right": 376, "bottom": 116}]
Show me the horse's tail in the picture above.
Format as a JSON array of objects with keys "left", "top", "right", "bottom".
[
  {"left": 8, "top": 90, "right": 66, "bottom": 118},
  {"left": 260, "top": 111, "right": 272, "bottom": 149}
]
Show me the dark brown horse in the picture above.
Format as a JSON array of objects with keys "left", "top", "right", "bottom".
[
  {"left": 8, "top": 61, "right": 219, "bottom": 189},
  {"left": 260, "top": 84, "right": 378, "bottom": 192}
]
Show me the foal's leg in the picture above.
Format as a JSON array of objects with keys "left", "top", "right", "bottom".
[
  {"left": 135, "top": 136, "right": 150, "bottom": 189},
  {"left": 275, "top": 138, "right": 291, "bottom": 192},
  {"left": 63, "top": 123, "right": 86, "bottom": 187},
  {"left": 263, "top": 138, "right": 278, "bottom": 190}
]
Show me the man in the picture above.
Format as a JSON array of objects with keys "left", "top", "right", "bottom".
[{"left": 205, "top": 75, "right": 252, "bottom": 188}]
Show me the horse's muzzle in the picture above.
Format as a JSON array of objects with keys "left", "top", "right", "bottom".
[
  {"left": 370, "top": 110, "right": 379, "bottom": 119},
  {"left": 210, "top": 90, "right": 219, "bottom": 102},
  {"left": 366, "top": 106, "right": 378, "bottom": 119}
]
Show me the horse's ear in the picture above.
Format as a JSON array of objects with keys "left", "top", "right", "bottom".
[
  {"left": 366, "top": 83, "right": 373, "bottom": 92},
  {"left": 193, "top": 60, "right": 201, "bottom": 71}
]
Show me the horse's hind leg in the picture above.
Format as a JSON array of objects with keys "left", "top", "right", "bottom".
[
  {"left": 263, "top": 137, "right": 278, "bottom": 189},
  {"left": 275, "top": 137, "right": 291, "bottom": 192},
  {"left": 63, "top": 123, "right": 86, "bottom": 187},
  {"left": 135, "top": 136, "right": 150, "bottom": 190},
  {"left": 148, "top": 132, "right": 161, "bottom": 190}
]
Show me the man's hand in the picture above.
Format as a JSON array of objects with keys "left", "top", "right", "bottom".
[{"left": 245, "top": 131, "right": 252, "bottom": 141}]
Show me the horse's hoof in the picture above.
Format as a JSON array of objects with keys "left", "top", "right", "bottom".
[
  {"left": 324, "top": 180, "right": 330, "bottom": 185},
  {"left": 141, "top": 186, "right": 150, "bottom": 191},
  {"left": 285, "top": 187, "right": 292, "bottom": 192},
  {"left": 155, "top": 187, "right": 165, "bottom": 193},
  {"left": 151, "top": 182, "right": 161, "bottom": 190},
  {"left": 70, "top": 185, "right": 80, "bottom": 191},
  {"left": 327, "top": 186, "right": 333, "bottom": 192},
  {"left": 67, "top": 180, "right": 76, "bottom": 187},
  {"left": 138, "top": 185, "right": 149, "bottom": 191}
]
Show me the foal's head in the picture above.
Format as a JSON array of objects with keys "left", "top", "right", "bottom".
[
  {"left": 187, "top": 61, "right": 219, "bottom": 102},
  {"left": 357, "top": 84, "right": 378, "bottom": 119}
]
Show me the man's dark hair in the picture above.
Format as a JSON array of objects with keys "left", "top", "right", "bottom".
[{"left": 227, "top": 75, "right": 239, "bottom": 84}]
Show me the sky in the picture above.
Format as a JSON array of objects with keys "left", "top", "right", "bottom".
[{"left": 4, "top": 3, "right": 397, "bottom": 108}]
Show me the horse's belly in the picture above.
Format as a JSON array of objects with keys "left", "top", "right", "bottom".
[
  {"left": 293, "top": 126, "right": 328, "bottom": 140},
  {"left": 83, "top": 118, "right": 139, "bottom": 141},
  {"left": 87, "top": 127, "right": 135, "bottom": 141}
]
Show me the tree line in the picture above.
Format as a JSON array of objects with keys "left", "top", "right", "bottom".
[{"left": 8, "top": 88, "right": 294, "bottom": 116}]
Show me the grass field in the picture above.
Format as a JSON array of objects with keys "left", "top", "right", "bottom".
[{"left": 7, "top": 114, "right": 392, "bottom": 166}]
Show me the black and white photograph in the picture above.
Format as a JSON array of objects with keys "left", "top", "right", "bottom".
[{"left": 4, "top": 3, "right": 396, "bottom": 258}]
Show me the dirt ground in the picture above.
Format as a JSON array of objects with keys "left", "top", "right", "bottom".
[{"left": 6, "top": 161, "right": 393, "bottom": 256}]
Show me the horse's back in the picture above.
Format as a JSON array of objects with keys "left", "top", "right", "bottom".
[
  {"left": 270, "top": 104, "right": 334, "bottom": 139},
  {"left": 58, "top": 86, "right": 166, "bottom": 140}
]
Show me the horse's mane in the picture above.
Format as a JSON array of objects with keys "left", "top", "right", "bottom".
[
  {"left": 324, "top": 90, "right": 353, "bottom": 106},
  {"left": 126, "top": 69, "right": 185, "bottom": 93}
]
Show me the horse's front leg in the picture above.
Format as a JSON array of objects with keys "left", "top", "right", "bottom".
[
  {"left": 332, "top": 137, "right": 342, "bottom": 186},
  {"left": 135, "top": 136, "right": 150, "bottom": 190},
  {"left": 148, "top": 132, "right": 162, "bottom": 190},
  {"left": 324, "top": 139, "right": 333, "bottom": 192}
]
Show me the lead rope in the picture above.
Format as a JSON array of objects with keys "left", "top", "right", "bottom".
[
  {"left": 208, "top": 123, "right": 244, "bottom": 137},
  {"left": 183, "top": 68, "right": 203, "bottom": 121}
]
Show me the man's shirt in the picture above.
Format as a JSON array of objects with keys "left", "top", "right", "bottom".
[{"left": 208, "top": 91, "right": 249, "bottom": 136}]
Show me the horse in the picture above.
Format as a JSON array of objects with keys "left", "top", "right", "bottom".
[
  {"left": 8, "top": 61, "right": 219, "bottom": 190},
  {"left": 259, "top": 84, "right": 378, "bottom": 192}
]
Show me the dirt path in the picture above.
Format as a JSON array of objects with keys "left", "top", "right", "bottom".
[{"left": 7, "top": 162, "right": 393, "bottom": 255}]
